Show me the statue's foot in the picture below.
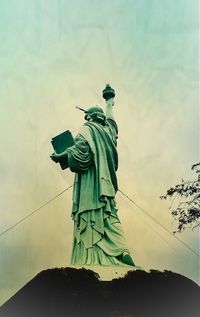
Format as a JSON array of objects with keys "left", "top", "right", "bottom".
[
  {"left": 117, "top": 252, "right": 135, "bottom": 266},
  {"left": 122, "top": 253, "right": 135, "bottom": 266}
]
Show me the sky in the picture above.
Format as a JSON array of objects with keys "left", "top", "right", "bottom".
[{"left": 0, "top": 0, "right": 199, "bottom": 305}]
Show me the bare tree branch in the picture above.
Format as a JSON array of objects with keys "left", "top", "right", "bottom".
[{"left": 161, "top": 163, "right": 200, "bottom": 232}]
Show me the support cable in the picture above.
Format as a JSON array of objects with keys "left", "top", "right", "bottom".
[
  {"left": 119, "top": 189, "right": 200, "bottom": 257},
  {"left": 0, "top": 185, "right": 73, "bottom": 238}
]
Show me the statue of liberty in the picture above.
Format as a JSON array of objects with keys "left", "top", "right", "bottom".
[{"left": 51, "top": 85, "right": 135, "bottom": 267}]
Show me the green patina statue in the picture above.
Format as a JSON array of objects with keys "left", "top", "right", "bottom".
[{"left": 51, "top": 85, "right": 135, "bottom": 266}]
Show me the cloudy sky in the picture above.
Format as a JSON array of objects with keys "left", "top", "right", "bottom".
[{"left": 0, "top": 0, "right": 199, "bottom": 304}]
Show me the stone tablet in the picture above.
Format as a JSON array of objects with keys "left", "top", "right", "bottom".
[{"left": 51, "top": 130, "right": 74, "bottom": 170}]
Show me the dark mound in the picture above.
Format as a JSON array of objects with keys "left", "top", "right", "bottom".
[{"left": 0, "top": 267, "right": 199, "bottom": 317}]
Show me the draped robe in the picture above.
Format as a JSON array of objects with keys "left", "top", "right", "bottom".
[{"left": 66, "top": 118, "right": 130, "bottom": 265}]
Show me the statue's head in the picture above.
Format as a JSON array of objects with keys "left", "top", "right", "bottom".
[{"left": 84, "top": 106, "right": 106, "bottom": 125}]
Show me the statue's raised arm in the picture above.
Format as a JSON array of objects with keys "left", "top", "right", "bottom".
[
  {"left": 103, "top": 84, "right": 115, "bottom": 121},
  {"left": 105, "top": 97, "right": 115, "bottom": 121}
]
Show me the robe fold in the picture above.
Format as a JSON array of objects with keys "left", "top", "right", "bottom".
[{"left": 67, "top": 119, "right": 131, "bottom": 266}]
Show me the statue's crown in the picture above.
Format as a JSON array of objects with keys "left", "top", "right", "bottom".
[
  {"left": 85, "top": 106, "right": 106, "bottom": 125},
  {"left": 85, "top": 106, "right": 104, "bottom": 115}
]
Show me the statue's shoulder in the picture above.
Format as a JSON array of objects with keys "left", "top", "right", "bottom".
[
  {"left": 78, "top": 123, "right": 92, "bottom": 136},
  {"left": 78, "top": 123, "right": 88, "bottom": 132},
  {"left": 78, "top": 124, "right": 94, "bottom": 148}
]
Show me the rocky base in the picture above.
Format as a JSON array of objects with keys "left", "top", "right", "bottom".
[
  {"left": 69, "top": 264, "right": 141, "bottom": 280},
  {"left": 0, "top": 267, "right": 199, "bottom": 317}
]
